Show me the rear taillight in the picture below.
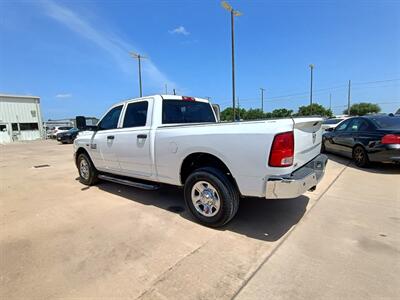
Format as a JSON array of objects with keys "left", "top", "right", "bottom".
[
  {"left": 381, "top": 134, "right": 400, "bottom": 144},
  {"left": 269, "top": 131, "right": 294, "bottom": 167}
]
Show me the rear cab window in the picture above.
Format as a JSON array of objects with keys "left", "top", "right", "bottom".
[{"left": 162, "top": 99, "right": 216, "bottom": 124}]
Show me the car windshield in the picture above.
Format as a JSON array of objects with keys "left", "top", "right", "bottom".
[
  {"left": 370, "top": 116, "right": 400, "bottom": 129},
  {"left": 323, "top": 118, "right": 344, "bottom": 125}
]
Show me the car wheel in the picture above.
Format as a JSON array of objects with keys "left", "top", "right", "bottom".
[
  {"left": 321, "top": 139, "right": 326, "bottom": 153},
  {"left": 184, "top": 167, "right": 239, "bottom": 228},
  {"left": 352, "top": 145, "right": 369, "bottom": 168},
  {"left": 77, "top": 153, "right": 98, "bottom": 185}
]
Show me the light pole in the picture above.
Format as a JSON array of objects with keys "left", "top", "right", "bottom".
[
  {"left": 130, "top": 52, "right": 147, "bottom": 97},
  {"left": 260, "top": 88, "right": 265, "bottom": 112},
  {"left": 309, "top": 64, "right": 314, "bottom": 115},
  {"left": 222, "top": 1, "right": 242, "bottom": 121},
  {"left": 347, "top": 80, "right": 351, "bottom": 115}
]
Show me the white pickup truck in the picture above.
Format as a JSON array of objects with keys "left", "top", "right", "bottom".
[{"left": 74, "top": 95, "right": 327, "bottom": 227}]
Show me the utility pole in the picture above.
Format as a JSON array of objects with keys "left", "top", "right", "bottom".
[
  {"left": 260, "top": 88, "right": 265, "bottom": 112},
  {"left": 173, "top": 88, "right": 176, "bottom": 95},
  {"left": 347, "top": 80, "right": 351, "bottom": 116},
  {"left": 237, "top": 97, "right": 240, "bottom": 120},
  {"left": 309, "top": 64, "right": 314, "bottom": 115},
  {"left": 329, "top": 93, "right": 332, "bottom": 111},
  {"left": 165, "top": 84, "right": 168, "bottom": 94},
  {"left": 222, "top": 1, "right": 242, "bottom": 122},
  {"left": 130, "top": 52, "right": 147, "bottom": 97}
]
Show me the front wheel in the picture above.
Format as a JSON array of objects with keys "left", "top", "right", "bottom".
[
  {"left": 184, "top": 167, "right": 239, "bottom": 228},
  {"left": 77, "top": 153, "right": 98, "bottom": 185},
  {"left": 352, "top": 145, "right": 370, "bottom": 168}
]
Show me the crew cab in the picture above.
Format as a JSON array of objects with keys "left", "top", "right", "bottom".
[{"left": 74, "top": 95, "right": 327, "bottom": 227}]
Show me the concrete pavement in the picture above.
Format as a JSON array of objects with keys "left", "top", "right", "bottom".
[
  {"left": 1, "top": 140, "right": 398, "bottom": 299},
  {"left": 235, "top": 161, "right": 400, "bottom": 299}
]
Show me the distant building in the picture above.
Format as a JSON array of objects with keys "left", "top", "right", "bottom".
[
  {"left": 0, "top": 94, "right": 44, "bottom": 144},
  {"left": 45, "top": 117, "right": 99, "bottom": 130}
]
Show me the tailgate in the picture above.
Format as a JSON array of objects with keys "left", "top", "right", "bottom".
[{"left": 292, "top": 117, "right": 323, "bottom": 169}]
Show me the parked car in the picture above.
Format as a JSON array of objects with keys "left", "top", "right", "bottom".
[
  {"left": 73, "top": 95, "right": 327, "bottom": 227},
  {"left": 322, "top": 115, "right": 400, "bottom": 167},
  {"left": 321, "top": 117, "right": 347, "bottom": 131},
  {"left": 57, "top": 128, "right": 80, "bottom": 144},
  {"left": 50, "top": 126, "right": 73, "bottom": 139}
]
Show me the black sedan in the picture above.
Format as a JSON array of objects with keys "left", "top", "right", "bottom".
[
  {"left": 322, "top": 115, "right": 400, "bottom": 167},
  {"left": 57, "top": 128, "right": 80, "bottom": 144}
]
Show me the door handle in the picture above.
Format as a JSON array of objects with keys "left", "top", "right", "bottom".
[
  {"left": 137, "top": 134, "right": 147, "bottom": 139},
  {"left": 107, "top": 135, "right": 115, "bottom": 140}
]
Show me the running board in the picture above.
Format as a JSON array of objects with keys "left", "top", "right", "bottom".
[{"left": 98, "top": 174, "right": 160, "bottom": 190}]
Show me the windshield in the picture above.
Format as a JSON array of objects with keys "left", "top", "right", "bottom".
[
  {"left": 370, "top": 116, "right": 400, "bottom": 129},
  {"left": 162, "top": 100, "right": 216, "bottom": 124},
  {"left": 323, "top": 118, "right": 344, "bottom": 125}
]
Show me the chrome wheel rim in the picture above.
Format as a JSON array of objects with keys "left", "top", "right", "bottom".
[
  {"left": 80, "top": 159, "right": 90, "bottom": 180},
  {"left": 191, "top": 181, "right": 221, "bottom": 217},
  {"left": 354, "top": 148, "right": 363, "bottom": 162}
]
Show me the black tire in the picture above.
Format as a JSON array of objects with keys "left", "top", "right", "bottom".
[
  {"left": 321, "top": 139, "right": 326, "bottom": 153},
  {"left": 352, "top": 145, "right": 370, "bottom": 168},
  {"left": 184, "top": 167, "right": 240, "bottom": 228},
  {"left": 77, "top": 153, "right": 99, "bottom": 185}
]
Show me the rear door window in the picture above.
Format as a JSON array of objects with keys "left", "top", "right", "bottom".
[
  {"left": 123, "top": 101, "right": 148, "bottom": 128},
  {"left": 162, "top": 100, "right": 216, "bottom": 124},
  {"left": 98, "top": 105, "right": 123, "bottom": 130}
]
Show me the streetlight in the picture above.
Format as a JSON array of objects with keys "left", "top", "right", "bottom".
[
  {"left": 260, "top": 88, "right": 265, "bottom": 112},
  {"left": 221, "top": 1, "right": 242, "bottom": 121},
  {"left": 309, "top": 64, "right": 314, "bottom": 115},
  {"left": 130, "top": 52, "right": 147, "bottom": 97}
]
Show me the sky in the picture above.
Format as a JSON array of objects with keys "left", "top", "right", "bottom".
[{"left": 0, "top": 0, "right": 399, "bottom": 120}]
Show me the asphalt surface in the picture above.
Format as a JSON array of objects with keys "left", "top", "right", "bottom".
[{"left": 1, "top": 140, "right": 399, "bottom": 299}]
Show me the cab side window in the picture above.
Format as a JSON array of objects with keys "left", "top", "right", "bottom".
[
  {"left": 123, "top": 101, "right": 148, "bottom": 128},
  {"left": 98, "top": 105, "right": 123, "bottom": 130}
]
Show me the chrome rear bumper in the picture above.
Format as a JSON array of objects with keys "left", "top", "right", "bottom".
[{"left": 265, "top": 154, "right": 328, "bottom": 199}]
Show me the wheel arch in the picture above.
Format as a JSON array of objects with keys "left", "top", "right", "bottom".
[
  {"left": 180, "top": 152, "right": 240, "bottom": 194},
  {"left": 75, "top": 147, "right": 93, "bottom": 168}
]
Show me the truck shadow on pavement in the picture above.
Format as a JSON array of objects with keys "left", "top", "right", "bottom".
[{"left": 97, "top": 183, "right": 309, "bottom": 242}]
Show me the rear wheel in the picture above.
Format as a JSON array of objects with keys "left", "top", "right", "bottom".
[
  {"left": 77, "top": 153, "right": 98, "bottom": 185},
  {"left": 321, "top": 139, "right": 326, "bottom": 153},
  {"left": 352, "top": 145, "right": 369, "bottom": 168},
  {"left": 184, "top": 167, "right": 239, "bottom": 228}
]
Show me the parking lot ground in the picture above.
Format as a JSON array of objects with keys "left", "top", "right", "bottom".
[
  {"left": 236, "top": 159, "right": 400, "bottom": 300},
  {"left": 0, "top": 140, "right": 398, "bottom": 299}
]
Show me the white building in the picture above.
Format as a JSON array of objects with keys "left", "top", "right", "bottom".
[{"left": 0, "top": 94, "right": 44, "bottom": 144}]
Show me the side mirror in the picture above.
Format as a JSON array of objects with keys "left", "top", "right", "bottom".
[
  {"left": 326, "top": 127, "right": 334, "bottom": 132},
  {"left": 76, "top": 116, "right": 87, "bottom": 131}
]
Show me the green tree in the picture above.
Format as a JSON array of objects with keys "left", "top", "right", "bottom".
[
  {"left": 344, "top": 102, "right": 381, "bottom": 116},
  {"left": 220, "top": 107, "right": 247, "bottom": 121},
  {"left": 245, "top": 108, "right": 265, "bottom": 120},
  {"left": 297, "top": 103, "right": 333, "bottom": 117},
  {"left": 220, "top": 107, "right": 234, "bottom": 121},
  {"left": 271, "top": 108, "right": 293, "bottom": 118}
]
